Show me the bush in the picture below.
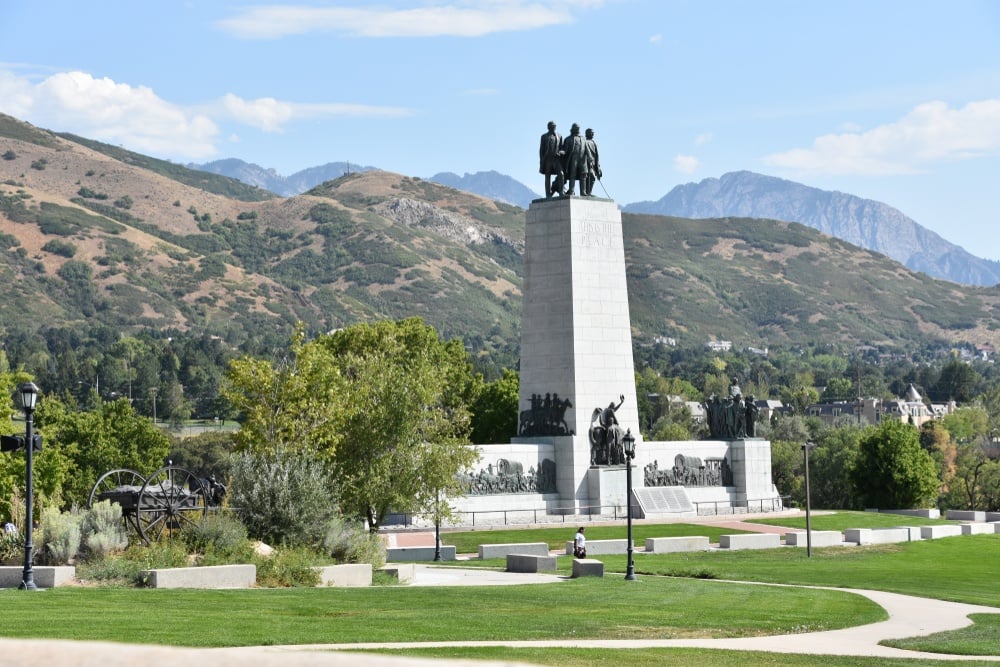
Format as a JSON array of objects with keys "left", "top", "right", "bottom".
[
  {"left": 253, "top": 546, "right": 322, "bottom": 588},
  {"left": 228, "top": 446, "right": 340, "bottom": 548},
  {"left": 322, "top": 515, "right": 385, "bottom": 567},
  {"left": 41, "top": 239, "right": 77, "bottom": 257},
  {"left": 0, "top": 530, "right": 23, "bottom": 564},
  {"left": 38, "top": 508, "right": 82, "bottom": 565},
  {"left": 81, "top": 500, "right": 128, "bottom": 559},
  {"left": 183, "top": 511, "right": 249, "bottom": 560}
]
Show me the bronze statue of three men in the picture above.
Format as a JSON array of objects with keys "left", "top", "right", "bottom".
[{"left": 539, "top": 121, "right": 602, "bottom": 198}]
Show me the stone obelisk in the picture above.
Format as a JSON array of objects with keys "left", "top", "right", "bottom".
[{"left": 517, "top": 195, "right": 640, "bottom": 512}]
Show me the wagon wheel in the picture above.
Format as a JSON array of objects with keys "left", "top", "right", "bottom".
[
  {"left": 136, "top": 466, "right": 208, "bottom": 543},
  {"left": 87, "top": 468, "right": 146, "bottom": 508}
]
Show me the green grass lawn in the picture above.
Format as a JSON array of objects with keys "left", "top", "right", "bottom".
[
  {"left": 748, "top": 510, "right": 952, "bottom": 531},
  {"left": 374, "top": 646, "right": 1000, "bottom": 667},
  {"left": 442, "top": 522, "right": 752, "bottom": 553},
  {"left": 0, "top": 576, "right": 882, "bottom": 647}
]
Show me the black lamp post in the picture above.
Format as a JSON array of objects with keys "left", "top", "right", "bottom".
[
  {"left": 622, "top": 428, "right": 637, "bottom": 582},
  {"left": 801, "top": 441, "right": 817, "bottom": 558},
  {"left": 433, "top": 488, "right": 442, "bottom": 562},
  {"left": 18, "top": 381, "right": 40, "bottom": 591}
]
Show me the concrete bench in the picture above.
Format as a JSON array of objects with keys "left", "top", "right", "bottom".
[
  {"left": 313, "top": 563, "right": 371, "bottom": 587},
  {"left": 843, "top": 528, "right": 910, "bottom": 545},
  {"left": 479, "top": 542, "right": 550, "bottom": 559},
  {"left": 563, "top": 539, "right": 630, "bottom": 555},
  {"left": 895, "top": 526, "right": 924, "bottom": 541},
  {"left": 0, "top": 566, "right": 75, "bottom": 589},
  {"left": 946, "top": 510, "right": 986, "bottom": 522},
  {"left": 961, "top": 523, "right": 995, "bottom": 536},
  {"left": 986, "top": 512, "right": 1000, "bottom": 523},
  {"left": 784, "top": 530, "right": 843, "bottom": 547},
  {"left": 386, "top": 546, "right": 456, "bottom": 562},
  {"left": 644, "top": 536, "right": 710, "bottom": 553},
  {"left": 506, "top": 553, "right": 557, "bottom": 573},
  {"left": 718, "top": 533, "right": 781, "bottom": 550},
  {"left": 571, "top": 558, "right": 604, "bottom": 578},
  {"left": 378, "top": 563, "right": 415, "bottom": 583},
  {"left": 142, "top": 564, "right": 256, "bottom": 589},
  {"left": 920, "top": 525, "right": 964, "bottom": 539}
]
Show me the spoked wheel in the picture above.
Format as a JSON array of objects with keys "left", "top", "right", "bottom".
[
  {"left": 88, "top": 468, "right": 146, "bottom": 508},
  {"left": 136, "top": 466, "right": 208, "bottom": 544}
]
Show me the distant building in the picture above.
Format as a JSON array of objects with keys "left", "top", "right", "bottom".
[
  {"left": 805, "top": 384, "right": 955, "bottom": 428},
  {"left": 705, "top": 340, "right": 732, "bottom": 352},
  {"left": 653, "top": 335, "right": 677, "bottom": 346}
]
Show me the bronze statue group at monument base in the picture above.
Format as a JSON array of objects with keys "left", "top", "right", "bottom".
[{"left": 539, "top": 120, "right": 602, "bottom": 198}]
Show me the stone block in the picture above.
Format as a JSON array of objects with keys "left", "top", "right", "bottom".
[
  {"left": 506, "top": 554, "right": 558, "bottom": 573},
  {"left": 313, "top": 563, "right": 372, "bottom": 587},
  {"left": 0, "top": 566, "right": 75, "bottom": 588},
  {"left": 718, "top": 533, "right": 781, "bottom": 550},
  {"left": 896, "top": 526, "right": 924, "bottom": 541},
  {"left": 986, "top": 512, "right": 1000, "bottom": 523},
  {"left": 784, "top": 530, "right": 843, "bottom": 547},
  {"left": 563, "top": 538, "right": 630, "bottom": 555},
  {"left": 879, "top": 508, "right": 940, "bottom": 519},
  {"left": 961, "top": 523, "right": 995, "bottom": 536},
  {"left": 143, "top": 564, "right": 256, "bottom": 589},
  {"left": 644, "top": 536, "right": 710, "bottom": 553},
  {"left": 571, "top": 558, "right": 604, "bottom": 578},
  {"left": 946, "top": 510, "right": 986, "bottom": 522},
  {"left": 479, "top": 542, "right": 550, "bottom": 559},
  {"left": 386, "top": 546, "right": 456, "bottom": 562},
  {"left": 377, "top": 563, "right": 415, "bottom": 583},
  {"left": 843, "top": 528, "right": 910, "bottom": 545},
  {"left": 919, "top": 525, "right": 964, "bottom": 539}
]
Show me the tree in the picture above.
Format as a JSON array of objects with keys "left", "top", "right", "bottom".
[
  {"left": 318, "top": 318, "right": 479, "bottom": 531},
  {"left": 810, "top": 426, "right": 861, "bottom": 509},
  {"left": 849, "top": 420, "right": 939, "bottom": 509},
  {"left": 942, "top": 439, "right": 1000, "bottom": 511},
  {"left": 934, "top": 359, "right": 981, "bottom": 402},
  {"left": 941, "top": 407, "right": 989, "bottom": 445},
  {"left": 34, "top": 395, "right": 171, "bottom": 509},
  {"left": 469, "top": 368, "right": 518, "bottom": 444},
  {"left": 224, "top": 327, "right": 346, "bottom": 457}
]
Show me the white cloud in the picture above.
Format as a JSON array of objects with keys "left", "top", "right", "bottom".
[
  {"left": 217, "top": 1, "right": 588, "bottom": 39},
  {"left": 694, "top": 132, "right": 713, "bottom": 145},
  {"left": 220, "top": 94, "right": 412, "bottom": 132},
  {"left": 649, "top": 34, "right": 662, "bottom": 44},
  {"left": 0, "top": 69, "right": 413, "bottom": 159},
  {"left": 463, "top": 88, "right": 500, "bottom": 96},
  {"left": 0, "top": 70, "right": 219, "bottom": 159},
  {"left": 764, "top": 99, "right": 1000, "bottom": 175},
  {"left": 674, "top": 154, "right": 700, "bottom": 174}
]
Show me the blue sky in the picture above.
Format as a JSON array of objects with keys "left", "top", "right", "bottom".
[{"left": 2, "top": 1, "right": 999, "bottom": 258}]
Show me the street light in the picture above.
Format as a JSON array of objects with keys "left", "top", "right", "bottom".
[
  {"left": 18, "top": 381, "right": 40, "bottom": 591},
  {"left": 622, "top": 428, "right": 637, "bottom": 582},
  {"left": 801, "top": 441, "right": 817, "bottom": 558}
]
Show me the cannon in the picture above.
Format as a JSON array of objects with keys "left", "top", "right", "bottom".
[{"left": 88, "top": 465, "right": 224, "bottom": 544}]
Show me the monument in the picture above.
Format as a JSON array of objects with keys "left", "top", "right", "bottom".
[
  {"left": 514, "top": 124, "right": 640, "bottom": 513},
  {"left": 436, "top": 122, "right": 782, "bottom": 523}
]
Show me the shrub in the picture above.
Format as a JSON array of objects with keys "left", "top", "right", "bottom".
[
  {"left": 228, "top": 446, "right": 340, "bottom": 548},
  {"left": 0, "top": 530, "right": 23, "bottom": 564},
  {"left": 30, "top": 158, "right": 47, "bottom": 170},
  {"left": 253, "top": 546, "right": 322, "bottom": 588},
  {"left": 113, "top": 195, "right": 133, "bottom": 210},
  {"left": 183, "top": 511, "right": 249, "bottom": 560},
  {"left": 41, "top": 239, "right": 77, "bottom": 257},
  {"left": 322, "top": 515, "right": 385, "bottom": 567},
  {"left": 81, "top": 500, "right": 128, "bottom": 559},
  {"left": 2, "top": 150, "right": 15, "bottom": 160},
  {"left": 38, "top": 508, "right": 82, "bottom": 565}
]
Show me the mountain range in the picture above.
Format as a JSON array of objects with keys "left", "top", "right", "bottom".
[
  {"left": 191, "top": 159, "right": 994, "bottom": 288},
  {"left": 3, "top": 112, "right": 1000, "bottom": 361}
]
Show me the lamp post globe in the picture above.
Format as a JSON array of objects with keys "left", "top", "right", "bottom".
[
  {"left": 17, "top": 382, "right": 40, "bottom": 591},
  {"left": 622, "top": 428, "right": 637, "bottom": 582}
]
